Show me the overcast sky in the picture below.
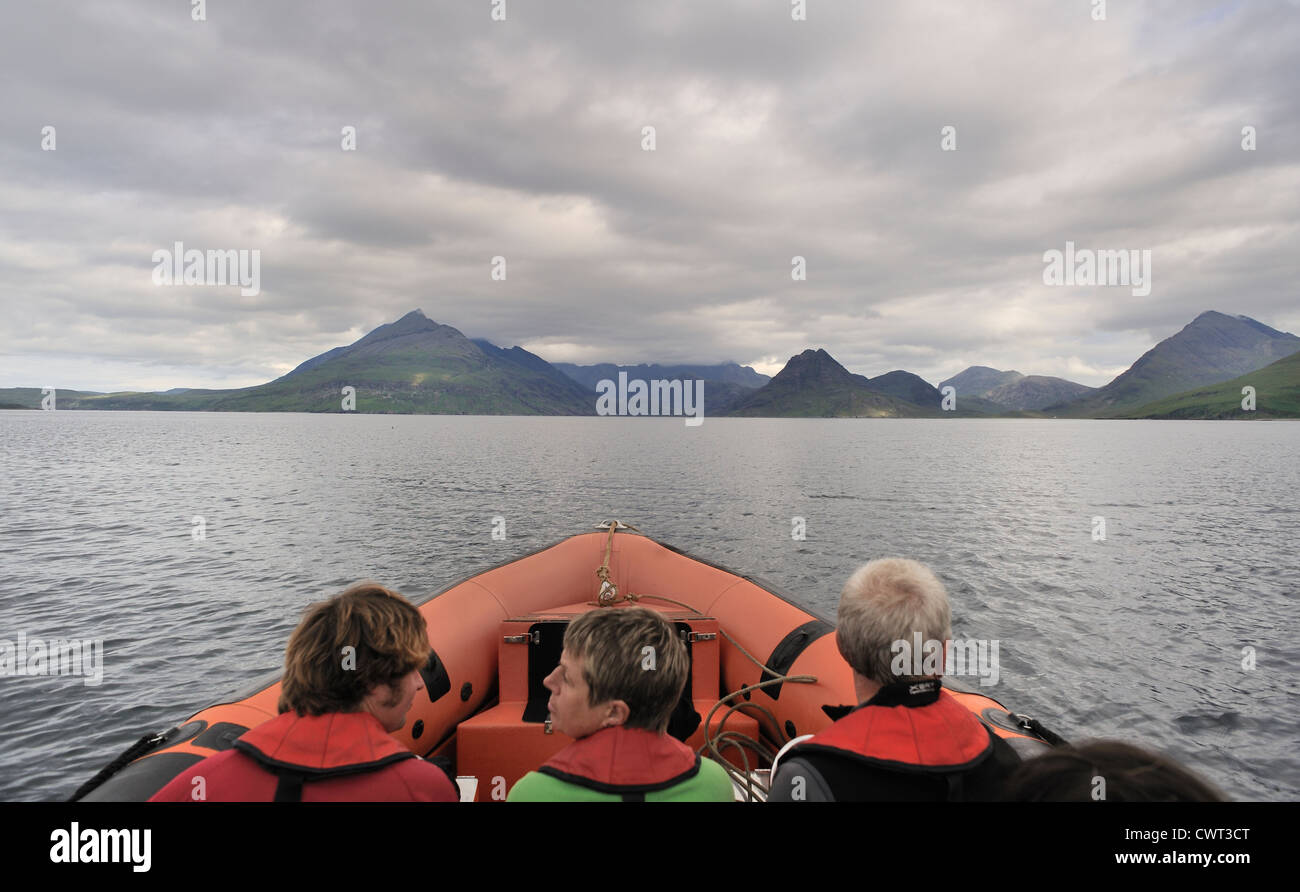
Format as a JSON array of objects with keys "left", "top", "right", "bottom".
[{"left": 2, "top": 0, "right": 1297, "bottom": 392}]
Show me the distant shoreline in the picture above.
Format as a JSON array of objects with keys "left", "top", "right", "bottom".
[{"left": 2, "top": 407, "right": 1292, "bottom": 420}]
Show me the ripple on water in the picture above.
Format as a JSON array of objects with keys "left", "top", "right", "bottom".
[{"left": 1, "top": 414, "right": 1297, "bottom": 800}]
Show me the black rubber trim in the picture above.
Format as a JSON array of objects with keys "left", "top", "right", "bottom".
[
  {"left": 69, "top": 730, "right": 174, "bottom": 802},
  {"left": 420, "top": 648, "right": 452, "bottom": 705},
  {"left": 981, "top": 706, "right": 1028, "bottom": 735},
  {"left": 77, "top": 753, "right": 206, "bottom": 802},
  {"left": 192, "top": 722, "right": 249, "bottom": 751},
  {"left": 761, "top": 619, "right": 833, "bottom": 700},
  {"left": 162, "top": 720, "right": 208, "bottom": 748},
  {"left": 1004, "top": 736, "right": 1052, "bottom": 760}
]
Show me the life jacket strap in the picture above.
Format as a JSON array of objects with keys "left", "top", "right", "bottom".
[{"left": 274, "top": 771, "right": 306, "bottom": 802}]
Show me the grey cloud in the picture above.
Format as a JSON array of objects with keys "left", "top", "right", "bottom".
[{"left": 0, "top": 0, "right": 1297, "bottom": 392}]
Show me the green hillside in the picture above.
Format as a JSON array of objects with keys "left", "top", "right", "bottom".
[
  {"left": 0, "top": 311, "right": 594, "bottom": 415},
  {"left": 1121, "top": 349, "right": 1300, "bottom": 418},
  {"left": 0, "top": 388, "right": 107, "bottom": 409},
  {"left": 1052, "top": 311, "right": 1300, "bottom": 416}
]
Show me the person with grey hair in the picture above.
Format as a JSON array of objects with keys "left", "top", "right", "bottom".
[{"left": 768, "top": 558, "right": 1020, "bottom": 801}]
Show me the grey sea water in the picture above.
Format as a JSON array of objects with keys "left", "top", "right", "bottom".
[{"left": 0, "top": 411, "right": 1296, "bottom": 801}]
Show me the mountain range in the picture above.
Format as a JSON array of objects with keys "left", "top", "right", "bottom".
[
  {"left": 2, "top": 309, "right": 1297, "bottom": 419},
  {"left": 722, "top": 349, "right": 991, "bottom": 417},
  {"left": 552, "top": 361, "right": 769, "bottom": 415},
  {"left": 1046, "top": 311, "right": 1300, "bottom": 416},
  {"left": 938, "top": 367, "right": 1096, "bottom": 412},
  {"left": 1113, "top": 347, "right": 1300, "bottom": 419}
]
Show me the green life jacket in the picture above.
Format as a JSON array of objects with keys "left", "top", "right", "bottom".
[{"left": 506, "top": 726, "right": 734, "bottom": 802}]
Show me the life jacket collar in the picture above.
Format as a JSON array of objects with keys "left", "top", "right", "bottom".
[
  {"left": 861, "top": 679, "right": 941, "bottom": 708},
  {"left": 539, "top": 725, "right": 700, "bottom": 794},
  {"left": 798, "top": 682, "right": 993, "bottom": 771},
  {"left": 234, "top": 711, "right": 415, "bottom": 778}
]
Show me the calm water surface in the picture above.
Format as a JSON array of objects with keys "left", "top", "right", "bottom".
[{"left": 1, "top": 412, "right": 1296, "bottom": 800}]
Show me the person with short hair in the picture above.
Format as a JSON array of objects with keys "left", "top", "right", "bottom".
[
  {"left": 768, "top": 558, "right": 1020, "bottom": 801},
  {"left": 150, "top": 583, "right": 458, "bottom": 802},
  {"left": 1001, "top": 740, "right": 1227, "bottom": 801},
  {"left": 507, "top": 606, "right": 734, "bottom": 802}
]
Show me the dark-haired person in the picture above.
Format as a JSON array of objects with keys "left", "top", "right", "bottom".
[
  {"left": 150, "top": 583, "right": 457, "bottom": 802},
  {"left": 1001, "top": 740, "right": 1227, "bottom": 801},
  {"left": 507, "top": 606, "right": 734, "bottom": 802},
  {"left": 768, "top": 558, "right": 1020, "bottom": 801}
]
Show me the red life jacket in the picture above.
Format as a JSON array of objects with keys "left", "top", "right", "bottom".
[
  {"left": 539, "top": 725, "right": 700, "bottom": 795},
  {"left": 796, "top": 680, "right": 993, "bottom": 772},
  {"left": 148, "top": 711, "right": 458, "bottom": 802},
  {"left": 235, "top": 711, "right": 420, "bottom": 799}
]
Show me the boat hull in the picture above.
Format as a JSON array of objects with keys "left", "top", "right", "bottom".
[{"left": 77, "top": 529, "right": 1045, "bottom": 801}]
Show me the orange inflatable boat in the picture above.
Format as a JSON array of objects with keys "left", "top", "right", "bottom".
[{"left": 74, "top": 522, "right": 1056, "bottom": 801}]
